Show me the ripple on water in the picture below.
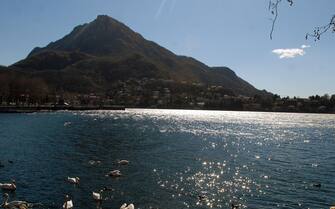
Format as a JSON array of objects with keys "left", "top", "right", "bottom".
[{"left": 0, "top": 109, "right": 334, "bottom": 209}]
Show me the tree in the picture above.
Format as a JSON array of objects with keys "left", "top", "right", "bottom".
[
  {"left": 0, "top": 73, "right": 10, "bottom": 104},
  {"left": 269, "top": 0, "right": 335, "bottom": 40},
  {"left": 272, "top": 94, "right": 281, "bottom": 100},
  {"left": 330, "top": 94, "right": 335, "bottom": 105}
]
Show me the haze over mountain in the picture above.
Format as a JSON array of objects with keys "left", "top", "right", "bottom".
[{"left": 5, "top": 15, "right": 269, "bottom": 97}]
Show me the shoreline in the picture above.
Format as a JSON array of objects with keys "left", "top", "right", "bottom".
[
  {"left": 126, "top": 107, "right": 335, "bottom": 115},
  {"left": 0, "top": 105, "right": 126, "bottom": 113},
  {"left": 0, "top": 106, "right": 334, "bottom": 115}
]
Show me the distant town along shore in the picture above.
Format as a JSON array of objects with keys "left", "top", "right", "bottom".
[{"left": 1, "top": 78, "right": 334, "bottom": 114}]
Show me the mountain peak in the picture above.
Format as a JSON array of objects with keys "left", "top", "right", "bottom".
[
  {"left": 28, "top": 14, "right": 143, "bottom": 57},
  {"left": 89, "top": 14, "right": 132, "bottom": 34},
  {"left": 94, "top": 14, "right": 121, "bottom": 26},
  {"left": 96, "top": 14, "right": 111, "bottom": 20}
]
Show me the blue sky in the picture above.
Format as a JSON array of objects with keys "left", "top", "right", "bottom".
[{"left": 0, "top": 0, "right": 334, "bottom": 97}]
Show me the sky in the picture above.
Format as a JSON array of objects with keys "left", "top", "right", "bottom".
[{"left": 0, "top": 0, "right": 334, "bottom": 97}]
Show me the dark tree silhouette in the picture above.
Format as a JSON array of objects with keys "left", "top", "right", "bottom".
[{"left": 269, "top": 0, "right": 335, "bottom": 40}]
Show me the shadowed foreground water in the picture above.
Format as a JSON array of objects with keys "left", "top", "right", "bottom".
[{"left": 0, "top": 109, "right": 335, "bottom": 209}]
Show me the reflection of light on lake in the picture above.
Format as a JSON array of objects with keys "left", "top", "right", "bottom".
[
  {"left": 154, "top": 159, "right": 262, "bottom": 208},
  {"left": 2, "top": 109, "right": 334, "bottom": 209}
]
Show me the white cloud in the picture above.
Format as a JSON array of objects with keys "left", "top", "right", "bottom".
[
  {"left": 301, "top": 44, "right": 311, "bottom": 49},
  {"left": 155, "top": 0, "right": 167, "bottom": 19},
  {"left": 272, "top": 48, "right": 305, "bottom": 59},
  {"left": 272, "top": 44, "right": 311, "bottom": 59}
]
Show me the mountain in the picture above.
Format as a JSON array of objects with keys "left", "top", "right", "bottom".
[{"left": 8, "top": 15, "right": 269, "bottom": 97}]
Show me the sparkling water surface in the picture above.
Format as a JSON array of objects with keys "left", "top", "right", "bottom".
[{"left": 0, "top": 109, "right": 335, "bottom": 209}]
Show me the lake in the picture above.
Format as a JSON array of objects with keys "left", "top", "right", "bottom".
[{"left": 1, "top": 109, "right": 335, "bottom": 209}]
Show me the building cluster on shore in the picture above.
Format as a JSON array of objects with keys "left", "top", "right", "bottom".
[{"left": 0, "top": 77, "right": 334, "bottom": 113}]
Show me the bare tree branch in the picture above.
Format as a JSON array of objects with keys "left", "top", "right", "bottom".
[
  {"left": 305, "top": 15, "right": 335, "bottom": 41},
  {"left": 269, "top": 0, "right": 335, "bottom": 40},
  {"left": 268, "top": 0, "right": 335, "bottom": 41},
  {"left": 268, "top": 0, "right": 293, "bottom": 40}
]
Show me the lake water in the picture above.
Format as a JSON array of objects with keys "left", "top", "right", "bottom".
[{"left": 0, "top": 109, "right": 335, "bottom": 209}]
